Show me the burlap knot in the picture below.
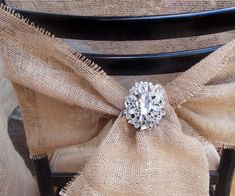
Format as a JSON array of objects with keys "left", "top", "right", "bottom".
[{"left": 0, "top": 5, "right": 234, "bottom": 196}]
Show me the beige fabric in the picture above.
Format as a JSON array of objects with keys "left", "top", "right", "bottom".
[
  {"left": 5, "top": 0, "right": 235, "bottom": 16},
  {"left": 50, "top": 146, "right": 95, "bottom": 173},
  {"left": 50, "top": 143, "right": 219, "bottom": 173},
  {"left": 62, "top": 32, "right": 235, "bottom": 54},
  {"left": 0, "top": 4, "right": 235, "bottom": 196},
  {"left": 50, "top": 118, "right": 114, "bottom": 173},
  {"left": 5, "top": 0, "right": 235, "bottom": 55},
  {"left": 51, "top": 74, "right": 219, "bottom": 173},
  {"left": 0, "top": 59, "right": 39, "bottom": 196}
]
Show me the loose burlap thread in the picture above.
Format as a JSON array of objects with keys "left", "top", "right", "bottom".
[{"left": 0, "top": 4, "right": 235, "bottom": 196}]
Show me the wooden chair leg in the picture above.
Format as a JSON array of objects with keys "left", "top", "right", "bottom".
[
  {"left": 34, "top": 156, "right": 54, "bottom": 196},
  {"left": 215, "top": 149, "right": 235, "bottom": 196}
]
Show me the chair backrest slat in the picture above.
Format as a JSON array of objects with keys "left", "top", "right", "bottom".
[
  {"left": 85, "top": 45, "right": 219, "bottom": 75},
  {"left": 16, "top": 7, "right": 235, "bottom": 41},
  {"left": 10, "top": 7, "right": 234, "bottom": 75}
]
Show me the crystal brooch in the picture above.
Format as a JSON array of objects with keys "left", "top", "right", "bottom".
[{"left": 123, "top": 81, "right": 166, "bottom": 130}]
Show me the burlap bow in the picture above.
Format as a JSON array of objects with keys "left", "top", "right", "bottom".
[{"left": 0, "top": 5, "right": 234, "bottom": 196}]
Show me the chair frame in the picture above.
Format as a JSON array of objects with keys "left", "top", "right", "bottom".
[
  {"left": 2, "top": 3, "right": 234, "bottom": 195},
  {"left": 15, "top": 6, "right": 235, "bottom": 41}
]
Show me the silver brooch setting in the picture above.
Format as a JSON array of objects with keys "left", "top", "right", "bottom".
[{"left": 123, "top": 81, "right": 166, "bottom": 130}]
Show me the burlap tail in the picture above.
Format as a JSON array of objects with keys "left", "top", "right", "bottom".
[
  {"left": 60, "top": 104, "right": 210, "bottom": 196},
  {"left": 0, "top": 3, "right": 234, "bottom": 196}
]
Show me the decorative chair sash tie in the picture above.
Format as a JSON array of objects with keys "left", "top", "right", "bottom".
[{"left": 0, "top": 5, "right": 234, "bottom": 196}]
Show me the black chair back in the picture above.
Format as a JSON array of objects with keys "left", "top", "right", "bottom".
[{"left": 15, "top": 7, "right": 235, "bottom": 75}]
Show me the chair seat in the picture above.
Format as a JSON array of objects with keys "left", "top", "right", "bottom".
[
  {"left": 50, "top": 146, "right": 97, "bottom": 173},
  {"left": 50, "top": 143, "right": 220, "bottom": 173}
]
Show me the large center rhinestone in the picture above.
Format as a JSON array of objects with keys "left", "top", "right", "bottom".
[
  {"left": 124, "top": 81, "right": 166, "bottom": 130},
  {"left": 139, "top": 93, "right": 149, "bottom": 114}
]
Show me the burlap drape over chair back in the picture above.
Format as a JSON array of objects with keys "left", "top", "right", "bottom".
[{"left": 0, "top": 1, "right": 235, "bottom": 196}]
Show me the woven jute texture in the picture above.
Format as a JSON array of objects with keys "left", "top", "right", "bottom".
[
  {"left": 5, "top": 0, "right": 235, "bottom": 16},
  {"left": 5, "top": 0, "right": 235, "bottom": 55},
  {"left": 0, "top": 2, "right": 235, "bottom": 196},
  {"left": 0, "top": 58, "right": 39, "bottom": 196}
]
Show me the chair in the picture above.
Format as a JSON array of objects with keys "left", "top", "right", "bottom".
[{"left": 5, "top": 5, "right": 235, "bottom": 196}]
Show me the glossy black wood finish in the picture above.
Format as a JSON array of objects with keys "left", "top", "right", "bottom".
[
  {"left": 10, "top": 6, "right": 235, "bottom": 75},
  {"left": 215, "top": 149, "right": 235, "bottom": 196},
  {"left": 33, "top": 157, "right": 53, "bottom": 196},
  {"left": 15, "top": 7, "right": 235, "bottom": 41},
  {"left": 85, "top": 46, "right": 219, "bottom": 75}
]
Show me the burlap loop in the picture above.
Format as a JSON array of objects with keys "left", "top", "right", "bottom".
[{"left": 0, "top": 5, "right": 234, "bottom": 196}]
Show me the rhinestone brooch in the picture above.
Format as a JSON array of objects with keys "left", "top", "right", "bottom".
[{"left": 123, "top": 81, "right": 166, "bottom": 130}]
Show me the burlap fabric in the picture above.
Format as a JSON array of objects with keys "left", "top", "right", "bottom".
[
  {"left": 0, "top": 4, "right": 235, "bottom": 196},
  {"left": 5, "top": 0, "right": 235, "bottom": 16},
  {"left": 0, "top": 3, "right": 235, "bottom": 196},
  {"left": 5, "top": 0, "right": 235, "bottom": 55},
  {"left": 0, "top": 58, "right": 39, "bottom": 196}
]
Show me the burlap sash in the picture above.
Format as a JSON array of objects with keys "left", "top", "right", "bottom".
[{"left": 0, "top": 5, "right": 235, "bottom": 196}]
